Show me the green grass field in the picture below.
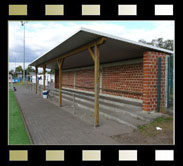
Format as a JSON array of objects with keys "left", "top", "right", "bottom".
[{"left": 9, "top": 89, "right": 31, "bottom": 145}]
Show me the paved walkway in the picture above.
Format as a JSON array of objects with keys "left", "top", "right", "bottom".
[{"left": 14, "top": 85, "right": 132, "bottom": 145}]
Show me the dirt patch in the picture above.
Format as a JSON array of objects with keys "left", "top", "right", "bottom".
[{"left": 111, "top": 116, "right": 173, "bottom": 145}]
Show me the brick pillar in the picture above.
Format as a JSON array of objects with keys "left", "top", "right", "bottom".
[{"left": 143, "top": 51, "right": 167, "bottom": 112}]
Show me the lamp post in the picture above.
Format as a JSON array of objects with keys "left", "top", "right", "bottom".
[
  {"left": 21, "top": 21, "right": 27, "bottom": 83},
  {"left": 14, "top": 57, "right": 16, "bottom": 78}
]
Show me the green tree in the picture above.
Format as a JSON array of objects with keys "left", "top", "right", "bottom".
[
  {"left": 138, "top": 38, "right": 173, "bottom": 51},
  {"left": 15, "top": 66, "right": 23, "bottom": 73},
  {"left": 9, "top": 70, "right": 14, "bottom": 76},
  {"left": 47, "top": 69, "right": 55, "bottom": 74},
  {"left": 26, "top": 66, "right": 35, "bottom": 75}
]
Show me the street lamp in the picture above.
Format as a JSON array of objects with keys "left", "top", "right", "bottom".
[{"left": 21, "top": 21, "right": 28, "bottom": 83}]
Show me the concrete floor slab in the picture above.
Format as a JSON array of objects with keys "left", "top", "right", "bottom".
[{"left": 13, "top": 85, "right": 133, "bottom": 145}]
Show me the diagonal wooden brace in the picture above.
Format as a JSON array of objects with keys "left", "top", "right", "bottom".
[{"left": 57, "top": 58, "right": 64, "bottom": 107}]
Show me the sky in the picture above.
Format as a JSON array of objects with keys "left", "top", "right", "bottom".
[{"left": 8, "top": 21, "right": 174, "bottom": 70}]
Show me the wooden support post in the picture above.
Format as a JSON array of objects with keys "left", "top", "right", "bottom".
[
  {"left": 88, "top": 44, "right": 100, "bottom": 127},
  {"left": 43, "top": 65, "right": 46, "bottom": 90},
  {"left": 94, "top": 44, "right": 100, "bottom": 127},
  {"left": 35, "top": 67, "right": 38, "bottom": 94},
  {"left": 57, "top": 58, "right": 64, "bottom": 107}
]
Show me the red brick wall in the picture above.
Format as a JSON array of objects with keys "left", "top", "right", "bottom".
[
  {"left": 75, "top": 69, "right": 94, "bottom": 91},
  {"left": 55, "top": 62, "right": 143, "bottom": 99},
  {"left": 63, "top": 71, "right": 74, "bottom": 88},
  {"left": 54, "top": 53, "right": 168, "bottom": 112},
  {"left": 55, "top": 70, "right": 74, "bottom": 89},
  {"left": 143, "top": 51, "right": 166, "bottom": 112},
  {"left": 102, "top": 63, "right": 143, "bottom": 99}
]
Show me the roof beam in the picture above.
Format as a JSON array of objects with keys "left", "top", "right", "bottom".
[{"left": 38, "top": 37, "right": 106, "bottom": 67}]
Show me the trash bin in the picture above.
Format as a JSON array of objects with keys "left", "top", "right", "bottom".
[{"left": 42, "top": 90, "right": 48, "bottom": 99}]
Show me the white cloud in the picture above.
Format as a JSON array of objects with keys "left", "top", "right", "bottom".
[
  {"left": 9, "top": 21, "right": 174, "bottom": 63},
  {"left": 9, "top": 62, "right": 30, "bottom": 71},
  {"left": 9, "top": 62, "right": 44, "bottom": 73}
]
